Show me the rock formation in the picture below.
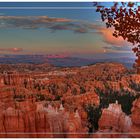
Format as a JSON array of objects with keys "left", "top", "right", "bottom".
[
  {"left": 0, "top": 62, "right": 139, "bottom": 138},
  {"left": 0, "top": 101, "right": 88, "bottom": 138},
  {"left": 93, "top": 101, "right": 132, "bottom": 138},
  {"left": 130, "top": 97, "right": 140, "bottom": 138}
]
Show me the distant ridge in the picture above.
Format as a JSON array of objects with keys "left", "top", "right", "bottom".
[{"left": 0, "top": 54, "right": 135, "bottom": 68}]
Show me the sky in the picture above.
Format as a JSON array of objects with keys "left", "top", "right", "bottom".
[{"left": 0, "top": 2, "right": 135, "bottom": 59}]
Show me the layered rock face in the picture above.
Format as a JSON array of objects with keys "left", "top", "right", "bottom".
[
  {"left": 3, "top": 107, "right": 25, "bottom": 138},
  {"left": 130, "top": 97, "right": 140, "bottom": 138},
  {"left": 0, "top": 101, "right": 88, "bottom": 138},
  {"left": 93, "top": 101, "right": 132, "bottom": 138}
]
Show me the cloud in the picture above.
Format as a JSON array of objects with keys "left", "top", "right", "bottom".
[
  {"left": 98, "top": 28, "right": 130, "bottom": 47},
  {"left": 0, "top": 16, "right": 102, "bottom": 34},
  {"left": 74, "top": 28, "right": 88, "bottom": 33},
  {"left": 99, "top": 28, "right": 128, "bottom": 46},
  {"left": 0, "top": 16, "right": 72, "bottom": 29},
  {"left": 36, "top": 16, "right": 72, "bottom": 23},
  {"left": 49, "top": 22, "right": 90, "bottom": 33},
  {"left": 0, "top": 48, "right": 23, "bottom": 53},
  {"left": 49, "top": 24, "right": 70, "bottom": 31},
  {"left": 103, "top": 46, "right": 131, "bottom": 52},
  {"left": 95, "top": 27, "right": 133, "bottom": 52}
]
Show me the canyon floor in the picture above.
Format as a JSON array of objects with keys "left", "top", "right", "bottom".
[{"left": 0, "top": 62, "right": 140, "bottom": 138}]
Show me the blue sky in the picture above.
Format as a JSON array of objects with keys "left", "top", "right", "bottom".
[{"left": 0, "top": 2, "right": 135, "bottom": 59}]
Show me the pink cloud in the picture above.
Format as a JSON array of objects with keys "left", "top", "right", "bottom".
[
  {"left": 36, "top": 16, "right": 72, "bottom": 23},
  {"left": 51, "top": 18, "right": 72, "bottom": 22},
  {"left": 99, "top": 28, "right": 130, "bottom": 47},
  {"left": 0, "top": 48, "right": 23, "bottom": 53}
]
